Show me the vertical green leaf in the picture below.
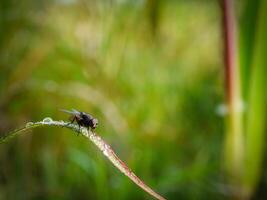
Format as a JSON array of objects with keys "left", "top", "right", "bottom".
[
  {"left": 239, "top": 0, "right": 260, "bottom": 100},
  {"left": 243, "top": 0, "right": 267, "bottom": 195}
]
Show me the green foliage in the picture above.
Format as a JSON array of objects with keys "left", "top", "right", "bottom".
[
  {"left": 1, "top": 0, "right": 265, "bottom": 199},
  {"left": 223, "top": 0, "right": 267, "bottom": 198},
  {"left": 0, "top": 120, "right": 166, "bottom": 200},
  {"left": 241, "top": 0, "right": 267, "bottom": 196}
]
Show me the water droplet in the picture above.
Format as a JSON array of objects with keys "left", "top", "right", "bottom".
[
  {"left": 26, "top": 122, "right": 34, "bottom": 127},
  {"left": 96, "top": 136, "right": 101, "bottom": 142},
  {"left": 103, "top": 149, "right": 109, "bottom": 157},
  {"left": 89, "top": 134, "right": 94, "bottom": 140},
  {"left": 81, "top": 129, "right": 86, "bottom": 135},
  {"left": 104, "top": 144, "right": 110, "bottom": 149},
  {"left": 59, "top": 120, "right": 64, "bottom": 123},
  {"left": 102, "top": 144, "right": 110, "bottom": 157},
  {"left": 42, "top": 117, "right": 53, "bottom": 123}
]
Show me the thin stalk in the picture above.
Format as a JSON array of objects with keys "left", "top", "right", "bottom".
[
  {"left": 0, "top": 119, "right": 166, "bottom": 200},
  {"left": 243, "top": 0, "right": 267, "bottom": 196},
  {"left": 221, "top": 0, "right": 244, "bottom": 187}
]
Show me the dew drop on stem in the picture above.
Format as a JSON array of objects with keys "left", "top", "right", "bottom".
[
  {"left": 42, "top": 117, "right": 53, "bottom": 123},
  {"left": 26, "top": 122, "right": 34, "bottom": 127}
]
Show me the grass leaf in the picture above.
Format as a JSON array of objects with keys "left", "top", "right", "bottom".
[{"left": 0, "top": 119, "right": 166, "bottom": 200}]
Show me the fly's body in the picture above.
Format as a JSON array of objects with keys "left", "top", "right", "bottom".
[{"left": 61, "top": 109, "right": 98, "bottom": 132}]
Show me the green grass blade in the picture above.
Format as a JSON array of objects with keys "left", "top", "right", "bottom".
[
  {"left": 243, "top": 0, "right": 267, "bottom": 195},
  {"left": 0, "top": 119, "right": 166, "bottom": 200}
]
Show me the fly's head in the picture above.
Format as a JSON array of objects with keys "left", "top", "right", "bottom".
[{"left": 91, "top": 118, "right": 98, "bottom": 129}]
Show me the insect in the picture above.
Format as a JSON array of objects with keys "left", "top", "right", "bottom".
[{"left": 60, "top": 109, "right": 98, "bottom": 133}]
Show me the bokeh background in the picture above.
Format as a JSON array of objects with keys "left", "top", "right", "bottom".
[{"left": 0, "top": 0, "right": 266, "bottom": 199}]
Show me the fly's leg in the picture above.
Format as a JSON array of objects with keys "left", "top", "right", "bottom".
[
  {"left": 67, "top": 116, "right": 76, "bottom": 127},
  {"left": 77, "top": 121, "right": 83, "bottom": 136}
]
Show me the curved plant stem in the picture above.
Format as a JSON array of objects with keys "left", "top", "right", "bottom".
[
  {"left": 221, "top": 0, "right": 244, "bottom": 186},
  {"left": 0, "top": 119, "right": 166, "bottom": 200}
]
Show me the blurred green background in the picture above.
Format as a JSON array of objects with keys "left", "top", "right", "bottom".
[{"left": 0, "top": 0, "right": 266, "bottom": 199}]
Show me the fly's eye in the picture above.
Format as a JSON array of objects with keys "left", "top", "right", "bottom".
[{"left": 93, "top": 118, "right": 98, "bottom": 127}]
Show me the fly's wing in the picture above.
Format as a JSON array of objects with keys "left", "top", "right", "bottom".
[
  {"left": 70, "top": 109, "right": 84, "bottom": 120},
  {"left": 71, "top": 109, "right": 93, "bottom": 119},
  {"left": 71, "top": 109, "right": 81, "bottom": 114},
  {"left": 60, "top": 109, "right": 83, "bottom": 123},
  {"left": 60, "top": 109, "right": 80, "bottom": 115},
  {"left": 60, "top": 109, "right": 93, "bottom": 120}
]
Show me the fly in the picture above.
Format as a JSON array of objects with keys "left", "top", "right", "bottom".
[{"left": 60, "top": 109, "right": 98, "bottom": 133}]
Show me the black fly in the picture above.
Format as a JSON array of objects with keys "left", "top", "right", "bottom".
[{"left": 60, "top": 109, "right": 98, "bottom": 134}]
